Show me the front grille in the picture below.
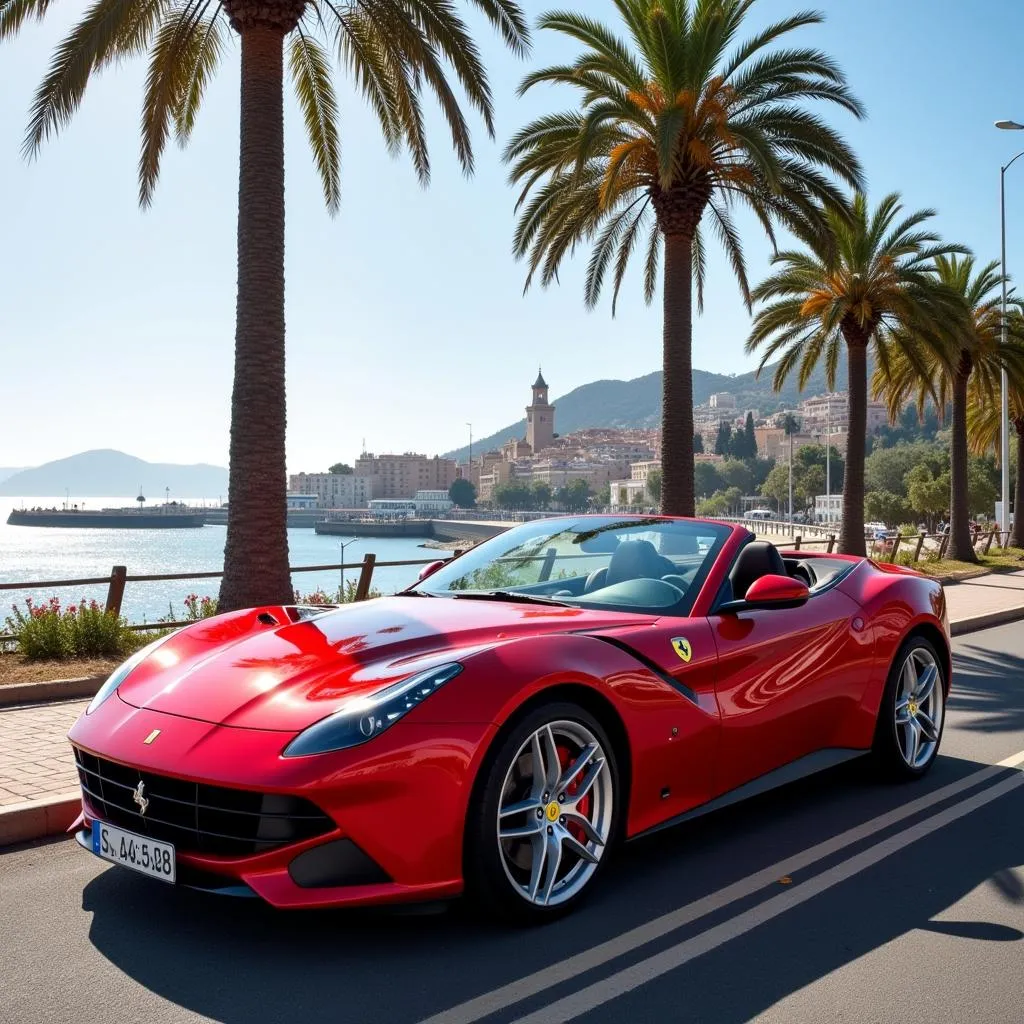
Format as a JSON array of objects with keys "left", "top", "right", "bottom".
[{"left": 74, "top": 748, "right": 334, "bottom": 857}]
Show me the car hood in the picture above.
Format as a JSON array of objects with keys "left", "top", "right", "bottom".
[{"left": 114, "top": 597, "right": 653, "bottom": 731}]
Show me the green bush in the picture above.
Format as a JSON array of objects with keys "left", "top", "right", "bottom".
[
  {"left": 294, "top": 580, "right": 382, "bottom": 604},
  {"left": 5, "top": 597, "right": 137, "bottom": 660}
]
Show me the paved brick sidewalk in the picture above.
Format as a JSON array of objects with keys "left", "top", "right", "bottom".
[
  {"left": 2, "top": 571, "right": 1023, "bottom": 820},
  {"left": 0, "top": 699, "right": 87, "bottom": 807}
]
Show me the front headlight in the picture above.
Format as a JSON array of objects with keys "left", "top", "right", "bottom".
[
  {"left": 86, "top": 634, "right": 175, "bottom": 715},
  {"left": 283, "top": 663, "right": 463, "bottom": 757}
]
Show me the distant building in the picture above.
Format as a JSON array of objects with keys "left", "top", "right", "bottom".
[
  {"left": 288, "top": 472, "right": 373, "bottom": 509},
  {"left": 354, "top": 452, "right": 457, "bottom": 500},
  {"left": 815, "top": 493, "right": 842, "bottom": 524},
  {"left": 800, "top": 392, "right": 887, "bottom": 434},
  {"left": 526, "top": 368, "right": 556, "bottom": 453},
  {"left": 609, "top": 478, "right": 649, "bottom": 511},
  {"left": 286, "top": 492, "right": 319, "bottom": 510},
  {"left": 709, "top": 392, "right": 737, "bottom": 409},
  {"left": 413, "top": 489, "right": 454, "bottom": 514}
]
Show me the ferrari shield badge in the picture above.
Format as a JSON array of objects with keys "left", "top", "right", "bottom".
[{"left": 671, "top": 637, "right": 693, "bottom": 663}]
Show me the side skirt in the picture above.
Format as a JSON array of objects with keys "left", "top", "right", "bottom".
[{"left": 629, "top": 747, "right": 869, "bottom": 840}]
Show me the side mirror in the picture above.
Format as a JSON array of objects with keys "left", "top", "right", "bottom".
[
  {"left": 417, "top": 559, "right": 445, "bottom": 582},
  {"left": 744, "top": 574, "right": 810, "bottom": 607}
]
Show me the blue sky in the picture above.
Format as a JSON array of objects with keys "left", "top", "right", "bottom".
[{"left": 2, "top": 0, "right": 1024, "bottom": 474}]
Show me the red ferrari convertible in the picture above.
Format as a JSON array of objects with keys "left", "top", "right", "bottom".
[{"left": 68, "top": 515, "right": 950, "bottom": 920}]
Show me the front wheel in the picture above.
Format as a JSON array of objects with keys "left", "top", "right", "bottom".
[
  {"left": 465, "top": 702, "right": 621, "bottom": 922},
  {"left": 872, "top": 636, "right": 946, "bottom": 780}
]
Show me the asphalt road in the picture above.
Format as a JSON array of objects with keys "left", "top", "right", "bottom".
[{"left": 3, "top": 624, "right": 1024, "bottom": 1024}]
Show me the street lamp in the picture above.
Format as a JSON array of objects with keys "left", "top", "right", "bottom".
[
  {"left": 338, "top": 538, "right": 359, "bottom": 598},
  {"left": 995, "top": 120, "right": 1024, "bottom": 537}
]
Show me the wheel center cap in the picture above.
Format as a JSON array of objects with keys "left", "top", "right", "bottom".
[
  {"left": 545, "top": 801, "right": 561, "bottom": 822},
  {"left": 908, "top": 701, "right": 918, "bottom": 716}
]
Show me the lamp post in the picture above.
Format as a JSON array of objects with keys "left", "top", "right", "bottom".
[
  {"left": 995, "top": 120, "right": 1024, "bottom": 537},
  {"left": 825, "top": 401, "right": 831, "bottom": 527},
  {"left": 338, "top": 538, "right": 359, "bottom": 598}
]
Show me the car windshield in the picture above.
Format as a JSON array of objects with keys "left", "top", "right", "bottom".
[{"left": 408, "top": 516, "right": 731, "bottom": 616}]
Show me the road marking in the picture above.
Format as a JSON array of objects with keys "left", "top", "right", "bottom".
[
  {"left": 421, "top": 752, "right": 1024, "bottom": 1024},
  {"left": 508, "top": 765, "right": 1024, "bottom": 1024}
]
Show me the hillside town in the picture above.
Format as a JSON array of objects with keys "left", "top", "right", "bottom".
[{"left": 288, "top": 367, "right": 889, "bottom": 521}]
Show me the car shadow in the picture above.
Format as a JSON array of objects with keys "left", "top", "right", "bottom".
[{"left": 81, "top": 754, "right": 1023, "bottom": 1024}]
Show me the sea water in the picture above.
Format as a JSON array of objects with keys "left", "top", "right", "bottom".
[{"left": 0, "top": 497, "right": 441, "bottom": 625}]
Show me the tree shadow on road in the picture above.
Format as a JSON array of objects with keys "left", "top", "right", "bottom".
[
  {"left": 950, "top": 644, "right": 1024, "bottom": 734},
  {"left": 80, "top": 754, "right": 1024, "bottom": 1024}
]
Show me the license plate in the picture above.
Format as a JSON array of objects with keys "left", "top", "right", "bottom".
[{"left": 91, "top": 820, "right": 176, "bottom": 884}]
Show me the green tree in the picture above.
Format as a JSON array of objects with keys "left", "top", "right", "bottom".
[
  {"left": 748, "top": 193, "right": 964, "bottom": 555},
  {"left": 864, "top": 490, "right": 911, "bottom": 527},
  {"left": 449, "top": 478, "right": 477, "bottom": 509},
  {"left": 531, "top": 481, "right": 553, "bottom": 510},
  {"left": 556, "top": 479, "right": 592, "bottom": 512},
  {"left": 693, "top": 433, "right": 704, "bottom": 455},
  {"left": 697, "top": 493, "right": 729, "bottom": 517},
  {"left": 719, "top": 459, "right": 753, "bottom": 494},
  {"left": 506, "top": 0, "right": 863, "bottom": 517},
  {"left": 328, "top": 463, "right": 353, "bottom": 475},
  {"left": 760, "top": 464, "right": 790, "bottom": 514},
  {"left": 877, "top": 256, "right": 1024, "bottom": 562},
  {"left": 722, "top": 486, "right": 744, "bottom": 516},
  {"left": 967, "top": 457, "right": 999, "bottom": 518},
  {"left": 5, "top": 1, "right": 530, "bottom": 610},
  {"left": 714, "top": 422, "right": 733, "bottom": 457},
  {"left": 695, "top": 462, "right": 724, "bottom": 499},
  {"left": 646, "top": 470, "right": 662, "bottom": 505},
  {"left": 796, "top": 465, "right": 825, "bottom": 512},
  {"left": 865, "top": 442, "right": 945, "bottom": 495},
  {"left": 907, "top": 467, "right": 949, "bottom": 530}
]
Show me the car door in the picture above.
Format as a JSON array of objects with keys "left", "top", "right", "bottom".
[{"left": 707, "top": 584, "right": 868, "bottom": 797}]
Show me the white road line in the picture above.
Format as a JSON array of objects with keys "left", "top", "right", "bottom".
[
  {"left": 510, "top": 767, "right": 1024, "bottom": 1024},
  {"left": 421, "top": 754, "right": 1024, "bottom": 1024}
]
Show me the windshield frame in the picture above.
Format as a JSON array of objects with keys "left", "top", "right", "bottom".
[{"left": 406, "top": 515, "right": 731, "bottom": 618}]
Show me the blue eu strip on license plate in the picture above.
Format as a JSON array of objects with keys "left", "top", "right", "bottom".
[{"left": 91, "top": 819, "right": 101, "bottom": 853}]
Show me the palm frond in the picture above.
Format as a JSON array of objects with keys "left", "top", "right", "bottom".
[{"left": 289, "top": 30, "right": 342, "bottom": 212}]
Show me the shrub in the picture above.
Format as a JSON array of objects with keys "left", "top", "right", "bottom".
[
  {"left": 5, "top": 597, "right": 136, "bottom": 660},
  {"left": 294, "top": 580, "right": 382, "bottom": 604}
]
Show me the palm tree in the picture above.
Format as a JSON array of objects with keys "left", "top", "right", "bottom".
[
  {"left": 3, "top": 0, "right": 529, "bottom": 611},
  {"left": 747, "top": 193, "right": 965, "bottom": 556},
  {"left": 875, "top": 256, "right": 1024, "bottom": 562},
  {"left": 505, "top": 0, "right": 864, "bottom": 516},
  {"left": 967, "top": 333, "right": 1024, "bottom": 549}
]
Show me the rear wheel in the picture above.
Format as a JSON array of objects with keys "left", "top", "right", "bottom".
[
  {"left": 465, "top": 702, "right": 621, "bottom": 922},
  {"left": 872, "top": 636, "right": 946, "bottom": 780}
]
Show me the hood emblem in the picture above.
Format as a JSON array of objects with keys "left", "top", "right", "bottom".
[
  {"left": 143, "top": 729, "right": 161, "bottom": 745},
  {"left": 132, "top": 780, "right": 149, "bottom": 816}
]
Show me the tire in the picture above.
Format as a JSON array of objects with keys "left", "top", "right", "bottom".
[
  {"left": 464, "top": 701, "right": 622, "bottom": 923},
  {"left": 872, "top": 635, "right": 947, "bottom": 780}
]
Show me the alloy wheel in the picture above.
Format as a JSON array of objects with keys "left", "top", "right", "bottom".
[
  {"left": 894, "top": 646, "right": 943, "bottom": 769},
  {"left": 495, "top": 720, "right": 614, "bottom": 907}
]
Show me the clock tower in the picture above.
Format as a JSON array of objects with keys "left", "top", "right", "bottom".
[{"left": 526, "top": 368, "right": 555, "bottom": 453}]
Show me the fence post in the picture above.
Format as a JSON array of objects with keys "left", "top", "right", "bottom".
[
  {"left": 793, "top": 535, "right": 802, "bottom": 550},
  {"left": 913, "top": 531, "right": 927, "bottom": 562},
  {"left": 105, "top": 565, "right": 127, "bottom": 617},
  {"left": 984, "top": 526, "right": 997, "bottom": 555},
  {"left": 354, "top": 554, "right": 377, "bottom": 602},
  {"left": 889, "top": 534, "right": 902, "bottom": 563},
  {"left": 827, "top": 533, "right": 836, "bottom": 554},
  {"left": 938, "top": 527, "right": 950, "bottom": 559}
]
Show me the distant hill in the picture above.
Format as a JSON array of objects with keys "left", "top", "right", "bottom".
[
  {"left": 0, "top": 468, "right": 25, "bottom": 485},
  {"left": 444, "top": 359, "right": 849, "bottom": 461},
  {"left": 0, "top": 450, "right": 229, "bottom": 498}
]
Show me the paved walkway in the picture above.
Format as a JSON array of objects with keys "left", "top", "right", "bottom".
[
  {"left": 2, "top": 571, "right": 1024, "bottom": 819},
  {"left": 0, "top": 699, "right": 87, "bottom": 807}
]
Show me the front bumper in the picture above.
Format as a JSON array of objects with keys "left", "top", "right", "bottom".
[{"left": 68, "top": 693, "right": 495, "bottom": 908}]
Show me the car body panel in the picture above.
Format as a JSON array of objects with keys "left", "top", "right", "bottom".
[{"left": 67, "top": 516, "right": 951, "bottom": 910}]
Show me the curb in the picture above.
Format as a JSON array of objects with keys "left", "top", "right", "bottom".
[
  {"left": 0, "top": 792, "right": 80, "bottom": 848},
  {"left": 0, "top": 675, "right": 103, "bottom": 708},
  {"left": 950, "top": 605, "right": 1024, "bottom": 637}
]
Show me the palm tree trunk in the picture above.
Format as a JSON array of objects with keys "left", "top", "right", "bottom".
[
  {"left": 660, "top": 231, "right": 695, "bottom": 516},
  {"left": 946, "top": 352, "right": 977, "bottom": 563},
  {"left": 839, "top": 329, "right": 867, "bottom": 556},
  {"left": 218, "top": 24, "right": 293, "bottom": 612},
  {"left": 1013, "top": 419, "right": 1024, "bottom": 549}
]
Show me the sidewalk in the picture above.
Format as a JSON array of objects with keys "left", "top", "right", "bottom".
[{"left": 3, "top": 571, "right": 1024, "bottom": 846}]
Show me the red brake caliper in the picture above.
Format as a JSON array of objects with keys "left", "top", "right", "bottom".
[{"left": 557, "top": 745, "right": 591, "bottom": 845}]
